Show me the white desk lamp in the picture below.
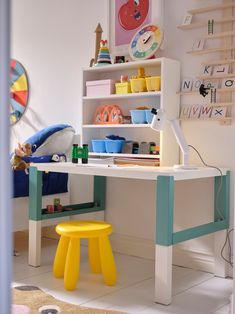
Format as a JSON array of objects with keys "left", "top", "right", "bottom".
[{"left": 151, "top": 108, "right": 196, "bottom": 170}]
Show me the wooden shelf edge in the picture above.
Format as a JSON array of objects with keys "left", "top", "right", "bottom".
[
  {"left": 178, "top": 16, "right": 235, "bottom": 30},
  {"left": 178, "top": 89, "right": 235, "bottom": 95},
  {"left": 201, "top": 59, "right": 235, "bottom": 66},
  {"left": 197, "top": 73, "right": 235, "bottom": 80},
  {"left": 187, "top": 46, "right": 235, "bottom": 55},
  {"left": 180, "top": 117, "right": 232, "bottom": 122},
  {"left": 202, "top": 31, "right": 235, "bottom": 40},
  {"left": 188, "top": 2, "right": 235, "bottom": 15}
]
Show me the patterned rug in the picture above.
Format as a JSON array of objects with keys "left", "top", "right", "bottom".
[{"left": 12, "top": 285, "right": 127, "bottom": 314}]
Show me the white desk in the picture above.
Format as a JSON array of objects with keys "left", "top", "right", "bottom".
[{"left": 28, "top": 162, "right": 230, "bottom": 305}]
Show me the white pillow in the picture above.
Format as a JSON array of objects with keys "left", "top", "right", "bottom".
[{"left": 32, "top": 127, "right": 75, "bottom": 157}]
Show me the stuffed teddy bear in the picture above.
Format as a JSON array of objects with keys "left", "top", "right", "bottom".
[{"left": 11, "top": 143, "right": 32, "bottom": 172}]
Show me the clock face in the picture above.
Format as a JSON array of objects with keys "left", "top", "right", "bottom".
[{"left": 129, "top": 24, "right": 163, "bottom": 60}]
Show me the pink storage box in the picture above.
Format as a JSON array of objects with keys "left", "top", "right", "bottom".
[{"left": 86, "top": 79, "right": 115, "bottom": 97}]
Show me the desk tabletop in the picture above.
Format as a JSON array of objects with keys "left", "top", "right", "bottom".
[{"left": 31, "top": 162, "right": 228, "bottom": 181}]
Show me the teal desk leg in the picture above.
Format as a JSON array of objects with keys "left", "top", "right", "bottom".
[
  {"left": 28, "top": 167, "right": 43, "bottom": 267},
  {"left": 155, "top": 176, "right": 174, "bottom": 305},
  {"left": 94, "top": 176, "right": 106, "bottom": 211}
]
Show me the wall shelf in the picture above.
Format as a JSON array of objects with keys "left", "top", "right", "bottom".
[
  {"left": 188, "top": 2, "right": 235, "bottom": 15},
  {"left": 201, "top": 59, "right": 235, "bottom": 66},
  {"left": 179, "top": 117, "right": 232, "bottom": 122},
  {"left": 179, "top": 0, "right": 234, "bottom": 125},
  {"left": 202, "top": 31, "right": 235, "bottom": 40},
  {"left": 178, "top": 16, "right": 235, "bottom": 30},
  {"left": 187, "top": 46, "right": 235, "bottom": 55},
  {"left": 178, "top": 88, "right": 235, "bottom": 95},
  {"left": 197, "top": 73, "right": 235, "bottom": 80}
]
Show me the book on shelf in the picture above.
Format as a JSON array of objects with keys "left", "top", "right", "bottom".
[{"left": 113, "top": 157, "right": 160, "bottom": 167}]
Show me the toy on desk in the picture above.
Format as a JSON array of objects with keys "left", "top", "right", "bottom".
[
  {"left": 95, "top": 40, "right": 112, "bottom": 67},
  {"left": 11, "top": 143, "right": 32, "bottom": 172},
  {"left": 51, "top": 154, "right": 66, "bottom": 162},
  {"left": 89, "top": 23, "right": 103, "bottom": 67},
  {"left": 71, "top": 144, "right": 88, "bottom": 164}
]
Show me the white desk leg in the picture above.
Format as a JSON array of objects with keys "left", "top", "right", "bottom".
[
  {"left": 155, "top": 244, "right": 172, "bottom": 305},
  {"left": 214, "top": 230, "right": 228, "bottom": 277},
  {"left": 28, "top": 220, "right": 41, "bottom": 267}
]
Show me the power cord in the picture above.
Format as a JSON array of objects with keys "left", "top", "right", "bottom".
[
  {"left": 221, "top": 229, "right": 234, "bottom": 267},
  {"left": 188, "top": 145, "right": 224, "bottom": 220},
  {"left": 188, "top": 144, "right": 233, "bottom": 268}
]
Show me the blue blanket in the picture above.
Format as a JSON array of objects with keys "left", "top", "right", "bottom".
[{"left": 13, "top": 155, "right": 68, "bottom": 198}]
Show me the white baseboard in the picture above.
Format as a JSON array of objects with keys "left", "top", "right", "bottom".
[
  {"left": 110, "top": 233, "right": 155, "bottom": 260},
  {"left": 173, "top": 246, "right": 214, "bottom": 273},
  {"left": 110, "top": 233, "right": 233, "bottom": 277}
]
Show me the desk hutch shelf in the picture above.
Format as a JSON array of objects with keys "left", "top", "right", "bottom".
[{"left": 81, "top": 58, "right": 180, "bottom": 166}]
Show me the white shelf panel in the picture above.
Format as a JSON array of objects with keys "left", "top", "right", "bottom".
[
  {"left": 83, "top": 91, "right": 161, "bottom": 101},
  {"left": 83, "top": 58, "right": 167, "bottom": 73},
  {"left": 83, "top": 124, "right": 151, "bottom": 128},
  {"left": 89, "top": 152, "right": 160, "bottom": 159}
]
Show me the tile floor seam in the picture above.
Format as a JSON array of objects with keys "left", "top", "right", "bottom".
[
  {"left": 210, "top": 301, "right": 231, "bottom": 314},
  {"left": 172, "top": 275, "right": 215, "bottom": 297},
  {"left": 79, "top": 276, "right": 154, "bottom": 307},
  {"left": 13, "top": 269, "right": 53, "bottom": 282}
]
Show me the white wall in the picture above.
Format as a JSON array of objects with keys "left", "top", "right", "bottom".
[
  {"left": 12, "top": 0, "right": 234, "bottom": 273},
  {"left": 11, "top": 0, "right": 108, "bottom": 148}
]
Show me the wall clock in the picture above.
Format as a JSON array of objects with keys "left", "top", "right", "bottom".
[
  {"left": 10, "top": 59, "right": 29, "bottom": 125},
  {"left": 129, "top": 24, "right": 163, "bottom": 60}
]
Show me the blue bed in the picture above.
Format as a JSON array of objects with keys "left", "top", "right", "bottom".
[{"left": 12, "top": 123, "right": 75, "bottom": 198}]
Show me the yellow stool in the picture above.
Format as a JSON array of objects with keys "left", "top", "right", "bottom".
[{"left": 53, "top": 220, "right": 116, "bottom": 291}]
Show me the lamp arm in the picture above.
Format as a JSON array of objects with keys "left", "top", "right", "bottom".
[{"left": 169, "top": 119, "right": 189, "bottom": 167}]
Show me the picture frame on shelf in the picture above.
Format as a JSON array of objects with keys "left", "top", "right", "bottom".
[{"left": 107, "top": 0, "right": 164, "bottom": 57}]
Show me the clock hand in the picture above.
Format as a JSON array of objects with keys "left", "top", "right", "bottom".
[{"left": 143, "top": 35, "right": 151, "bottom": 44}]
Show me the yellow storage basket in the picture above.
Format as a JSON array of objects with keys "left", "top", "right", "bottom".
[
  {"left": 145, "top": 76, "right": 161, "bottom": 92},
  {"left": 130, "top": 78, "right": 147, "bottom": 93},
  {"left": 115, "top": 82, "right": 131, "bottom": 94}
]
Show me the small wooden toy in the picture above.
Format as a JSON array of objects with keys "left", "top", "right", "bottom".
[
  {"left": 90, "top": 23, "right": 103, "bottom": 67},
  {"left": 46, "top": 205, "right": 54, "bottom": 213},
  {"left": 95, "top": 40, "right": 112, "bottom": 67},
  {"left": 93, "top": 104, "right": 124, "bottom": 124},
  {"left": 129, "top": 24, "right": 163, "bottom": 60}
]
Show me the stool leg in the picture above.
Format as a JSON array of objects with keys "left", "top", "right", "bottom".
[
  {"left": 99, "top": 236, "right": 116, "bottom": 286},
  {"left": 64, "top": 238, "right": 80, "bottom": 290},
  {"left": 53, "top": 235, "right": 69, "bottom": 278},
  {"left": 89, "top": 238, "right": 101, "bottom": 273}
]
